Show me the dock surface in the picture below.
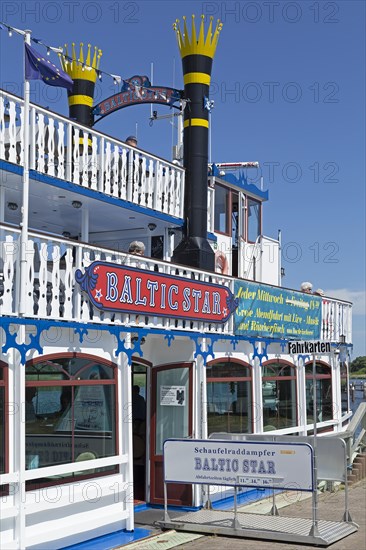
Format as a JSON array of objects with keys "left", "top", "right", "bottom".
[{"left": 131, "top": 479, "right": 366, "bottom": 550}]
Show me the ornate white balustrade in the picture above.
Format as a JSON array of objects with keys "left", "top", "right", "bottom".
[
  {"left": 0, "top": 226, "right": 232, "bottom": 335},
  {"left": 0, "top": 90, "right": 184, "bottom": 218},
  {"left": 0, "top": 225, "right": 352, "bottom": 342}
]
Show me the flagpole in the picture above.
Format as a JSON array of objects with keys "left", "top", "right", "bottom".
[{"left": 19, "top": 29, "right": 31, "bottom": 315}]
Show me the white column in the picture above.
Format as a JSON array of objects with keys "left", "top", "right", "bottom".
[
  {"left": 332, "top": 353, "right": 342, "bottom": 431},
  {"left": 252, "top": 350, "right": 263, "bottom": 433},
  {"left": 13, "top": 328, "right": 27, "bottom": 549},
  {"left": 296, "top": 357, "right": 307, "bottom": 435},
  {"left": 120, "top": 338, "right": 134, "bottom": 531},
  {"left": 197, "top": 349, "right": 208, "bottom": 508},
  {"left": 81, "top": 206, "right": 89, "bottom": 242},
  {"left": 0, "top": 186, "right": 5, "bottom": 222}
]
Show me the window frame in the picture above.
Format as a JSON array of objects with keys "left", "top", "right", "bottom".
[
  {"left": 304, "top": 360, "right": 333, "bottom": 424},
  {"left": 25, "top": 353, "right": 118, "bottom": 490},
  {"left": 214, "top": 183, "right": 262, "bottom": 245},
  {"left": 261, "top": 360, "right": 298, "bottom": 429},
  {"left": 206, "top": 359, "right": 253, "bottom": 434},
  {"left": 246, "top": 197, "right": 262, "bottom": 243},
  {"left": 214, "top": 183, "right": 231, "bottom": 236}
]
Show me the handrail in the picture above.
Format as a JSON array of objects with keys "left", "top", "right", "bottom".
[
  {"left": 0, "top": 222, "right": 353, "bottom": 341},
  {"left": 0, "top": 89, "right": 183, "bottom": 167},
  {"left": 0, "top": 89, "right": 185, "bottom": 219},
  {"left": 335, "top": 403, "right": 366, "bottom": 464}
]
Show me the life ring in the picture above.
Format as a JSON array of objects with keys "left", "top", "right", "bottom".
[{"left": 215, "top": 250, "right": 229, "bottom": 275}]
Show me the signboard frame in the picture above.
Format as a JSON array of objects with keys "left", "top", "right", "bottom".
[
  {"left": 234, "top": 281, "right": 322, "bottom": 340},
  {"left": 75, "top": 261, "right": 238, "bottom": 323},
  {"left": 163, "top": 438, "right": 314, "bottom": 492}
]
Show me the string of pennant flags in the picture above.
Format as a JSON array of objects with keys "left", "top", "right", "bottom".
[{"left": 0, "top": 21, "right": 182, "bottom": 102}]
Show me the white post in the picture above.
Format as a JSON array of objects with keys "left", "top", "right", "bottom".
[
  {"left": 297, "top": 357, "right": 307, "bottom": 435},
  {"left": 310, "top": 353, "right": 320, "bottom": 537},
  {"left": 196, "top": 350, "right": 207, "bottom": 508},
  {"left": 19, "top": 30, "right": 32, "bottom": 315},
  {"left": 81, "top": 206, "right": 89, "bottom": 242},
  {"left": 333, "top": 350, "right": 343, "bottom": 432},
  {"left": 253, "top": 352, "right": 263, "bottom": 433},
  {"left": 177, "top": 103, "right": 183, "bottom": 164},
  {"left": 0, "top": 186, "right": 5, "bottom": 222},
  {"left": 123, "top": 340, "right": 135, "bottom": 531},
  {"left": 278, "top": 229, "right": 282, "bottom": 286},
  {"left": 13, "top": 334, "right": 27, "bottom": 549}
]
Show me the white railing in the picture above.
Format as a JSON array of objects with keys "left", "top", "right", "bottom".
[
  {"left": 321, "top": 296, "right": 352, "bottom": 344},
  {"left": 0, "top": 225, "right": 352, "bottom": 342},
  {"left": 0, "top": 90, "right": 185, "bottom": 219},
  {"left": 0, "top": 225, "right": 231, "bottom": 335}
]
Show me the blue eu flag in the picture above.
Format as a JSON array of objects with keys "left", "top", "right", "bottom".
[{"left": 25, "top": 43, "right": 73, "bottom": 91}]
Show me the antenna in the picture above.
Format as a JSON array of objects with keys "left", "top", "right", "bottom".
[
  {"left": 150, "top": 62, "right": 154, "bottom": 119},
  {"left": 209, "top": 111, "right": 212, "bottom": 164},
  {"left": 171, "top": 57, "right": 175, "bottom": 158}
]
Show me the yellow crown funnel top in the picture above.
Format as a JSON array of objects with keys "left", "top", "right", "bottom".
[
  {"left": 59, "top": 43, "right": 102, "bottom": 127},
  {"left": 172, "top": 15, "right": 223, "bottom": 271}
]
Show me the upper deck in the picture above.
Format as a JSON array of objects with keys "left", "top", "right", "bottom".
[
  {"left": 0, "top": 90, "right": 185, "bottom": 221},
  {"left": 0, "top": 89, "right": 352, "bottom": 344}
]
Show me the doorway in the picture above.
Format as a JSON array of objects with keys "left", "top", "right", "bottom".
[
  {"left": 132, "top": 363, "right": 147, "bottom": 502},
  {"left": 149, "top": 363, "right": 193, "bottom": 506}
]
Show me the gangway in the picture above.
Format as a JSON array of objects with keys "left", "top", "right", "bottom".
[{"left": 157, "top": 437, "right": 358, "bottom": 546}]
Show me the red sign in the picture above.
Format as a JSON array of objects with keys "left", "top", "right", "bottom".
[{"left": 75, "top": 261, "right": 238, "bottom": 323}]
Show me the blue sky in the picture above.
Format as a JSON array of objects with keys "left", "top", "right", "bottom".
[{"left": 0, "top": 1, "right": 365, "bottom": 357}]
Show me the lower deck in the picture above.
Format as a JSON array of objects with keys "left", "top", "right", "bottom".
[{"left": 0, "top": 319, "right": 353, "bottom": 549}]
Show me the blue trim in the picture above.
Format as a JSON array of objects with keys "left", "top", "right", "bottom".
[
  {"left": 59, "top": 527, "right": 152, "bottom": 550},
  {"left": 207, "top": 231, "right": 217, "bottom": 242},
  {"left": 133, "top": 502, "right": 150, "bottom": 513},
  {"left": 29, "top": 170, "right": 184, "bottom": 226},
  {"left": 212, "top": 487, "right": 269, "bottom": 510},
  {"left": 141, "top": 503, "right": 201, "bottom": 512},
  {"left": 0, "top": 159, "right": 23, "bottom": 175},
  {"left": 224, "top": 174, "right": 269, "bottom": 200},
  {"left": 211, "top": 164, "right": 268, "bottom": 200},
  {"left": 1, "top": 314, "right": 306, "bottom": 366},
  {"left": 59, "top": 492, "right": 269, "bottom": 549}
]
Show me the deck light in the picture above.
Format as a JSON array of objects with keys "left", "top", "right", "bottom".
[
  {"left": 72, "top": 200, "right": 82, "bottom": 209},
  {"left": 7, "top": 202, "right": 18, "bottom": 211}
]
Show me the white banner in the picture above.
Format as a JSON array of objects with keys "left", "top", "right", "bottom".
[{"left": 164, "top": 439, "right": 314, "bottom": 491}]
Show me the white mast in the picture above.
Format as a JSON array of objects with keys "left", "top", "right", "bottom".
[{"left": 19, "top": 29, "right": 31, "bottom": 315}]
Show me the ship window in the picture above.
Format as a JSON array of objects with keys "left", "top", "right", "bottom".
[
  {"left": 340, "top": 362, "right": 349, "bottom": 414},
  {"left": 206, "top": 361, "right": 253, "bottom": 435},
  {"left": 25, "top": 355, "right": 117, "bottom": 488},
  {"left": 247, "top": 198, "right": 261, "bottom": 242},
  {"left": 305, "top": 362, "right": 332, "bottom": 423},
  {"left": 262, "top": 361, "right": 297, "bottom": 430},
  {"left": 214, "top": 184, "right": 230, "bottom": 234}
]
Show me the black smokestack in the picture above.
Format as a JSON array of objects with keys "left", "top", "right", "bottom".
[
  {"left": 172, "top": 15, "right": 223, "bottom": 271},
  {"left": 59, "top": 43, "right": 102, "bottom": 127}
]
